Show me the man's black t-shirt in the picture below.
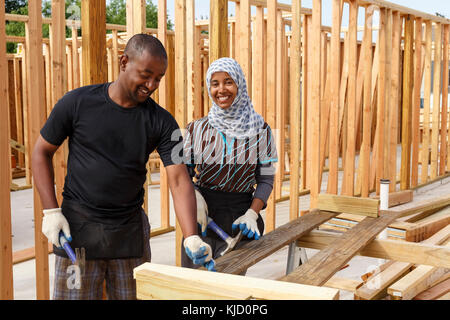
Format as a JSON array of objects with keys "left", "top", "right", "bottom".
[{"left": 41, "top": 83, "right": 181, "bottom": 216}]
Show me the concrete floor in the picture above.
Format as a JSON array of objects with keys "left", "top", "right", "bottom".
[{"left": 9, "top": 170, "right": 450, "bottom": 300}]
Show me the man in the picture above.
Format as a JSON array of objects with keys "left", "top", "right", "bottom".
[{"left": 32, "top": 34, "right": 214, "bottom": 300}]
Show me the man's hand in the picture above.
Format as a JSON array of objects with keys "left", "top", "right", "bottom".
[
  {"left": 232, "top": 209, "right": 260, "bottom": 240},
  {"left": 42, "top": 208, "right": 71, "bottom": 248},
  {"left": 184, "top": 235, "right": 216, "bottom": 271},
  {"left": 195, "top": 189, "right": 208, "bottom": 237}
]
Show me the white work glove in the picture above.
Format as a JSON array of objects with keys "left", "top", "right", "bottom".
[
  {"left": 42, "top": 208, "right": 71, "bottom": 248},
  {"left": 184, "top": 235, "right": 216, "bottom": 271},
  {"left": 195, "top": 189, "right": 208, "bottom": 237},
  {"left": 232, "top": 208, "right": 261, "bottom": 240}
]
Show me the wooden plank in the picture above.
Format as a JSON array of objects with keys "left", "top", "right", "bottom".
[
  {"left": 72, "top": 27, "right": 80, "bottom": 88},
  {"left": 135, "top": 263, "right": 339, "bottom": 300},
  {"left": 430, "top": 23, "right": 442, "bottom": 180},
  {"left": 327, "top": 0, "right": 342, "bottom": 195},
  {"left": 323, "top": 276, "right": 364, "bottom": 292},
  {"left": 317, "top": 193, "right": 379, "bottom": 217},
  {"left": 81, "top": 0, "right": 107, "bottom": 85},
  {"left": 357, "top": 224, "right": 450, "bottom": 300},
  {"left": 265, "top": 0, "right": 277, "bottom": 231},
  {"left": 158, "top": 0, "right": 171, "bottom": 231},
  {"left": 376, "top": 8, "right": 387, "bottom": 194},
  {"left": 440, "top": 25, "right": 449, "bottom": 176},
  {"left": 358, "top": 5, "right": 374, "bottom": 197},
  {"left": 388, "top": 11, "right": 401, "bottom": 192},
  {"left": 209, "top": 0, "right": 228, "bottom": 62},
  {"left": 389, "top": 261, "right": 450, "bottom": 300},
  {"left": 253, "top": 6, "right": 265, "bottom": 116},
  {"left": 239, "top": 0, "right": 251, "bottom": 96},
  {"left": 126, "top": 0, "right": 146, "bottom": 38},
  {"left": 300, "top": 15, "right": 310, "bottom": 190},
  {"left": 309, "top": 0, "right": 321, "bottom": 207},
  {"left": 289, "top": 0, "right": 301, "bottom": 221},
  {"left": 421, "top": 21, "right": 433, "bottom": 184},
  {"left": 411, "top": 18, "right": 423, "bottom": 187},
  {"left": 27, "top": 0, "right": 49, "bottom": 300},
  {"left": 372, "top": 190, "right": 413, "bottom": 208},
  {"left": 413, "top": 278, "right": 450, "bottom": 300},
  {"left": 297, "top": 229, "right": 450, "bottom": 268},
  {"left": 342, "top": 0, "right": 358, "bottom": 196},
  {"left": 0, "top": 0, "right": 13, "bottom": 300},
  {"left": 51, "top": 0, "right": 68, "bottom": 208},
  {"left": 405, "top": 212, "right": 450, "bottom": 242},
  {"left": 211, "top": 209, "right": 338, "bottom": 275},
  {"left": 174, "top": 0, "right": 187, "bottom": 266},
  {"left": 280, "top": 210, "right": 408, "bottom": 286}
]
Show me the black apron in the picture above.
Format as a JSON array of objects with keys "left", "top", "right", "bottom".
[
  {"left": 181, "top": 186, "right": 264, "bottom": 267},
  {"left": 53, "top": 199, "right": 144, "bottom": 260}
]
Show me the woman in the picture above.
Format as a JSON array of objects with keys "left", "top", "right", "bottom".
[{"left": 181, "top": 57, "right": 277, "bottom": 270}]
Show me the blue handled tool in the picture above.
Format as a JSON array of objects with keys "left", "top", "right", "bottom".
[
  {"left": 59, "top": 231, "right": 77, "bottom": 264},
  {"left": 207, "top": 217, "right": 243, "bottom": 256}
]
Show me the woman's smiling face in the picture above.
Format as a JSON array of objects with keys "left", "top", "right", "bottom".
[{"left": 210, "top": 72, "right": 238, "bottom": 110}]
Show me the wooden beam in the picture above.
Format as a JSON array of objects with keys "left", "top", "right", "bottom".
[
  {"left": 280, "top": 209, "right": 413, "bottom": 286},
  {"left": 430, "top": 23, "right": 442, "bottom": 180},
  {"left": 289, "top": 0, "right": 301, "bottom": 221},
  {"left": 126, "top": 0, "right": 146, "bottom": 38},
  {"left": 81, "top": 0, "right": 107, "bottom": 85},
  {"left": 209, "top": 0, "right": 228, "bottom": 62},
  {"left": 413, "top": 278, "right": 450, "bottom": 300},
  {"left": 342, "top": 0, "right": 358, "bottom": 196},
  {"left": 411, "top": 18, "right": 423, "bottom": 187},
  {"left": 157, "top": 0, "right": 171, "bottom": 232},
  {"left": 174, "top": 0, "right": 187, "bottom": 266},
  {"left": 440, "top": 25, "right": 449, "bottom": 176},
  {"left": 135, "top": 263, "right": 339, "bottom": 300},
  {"left": 297, "top": 229, "right": 450, "bottom": 268},
  {"left": 51, "top": 0, "right": 68, "bottom": 208},
  {"left": 27, "top": 0, "right": 49, "bottom": 300},
  {"left": 327, "top": 0, "right": 341, "bottom": 195},
  {"left": 210, "top": 209, "right": 338, "bottom": 275},
  {"left": 317, "top": 193, "right": 380, "bottom": 217},
  {"left": 309, "top": 0, "right": 321, "bottom": 207},
  {"left": 421, "top": 21, "right": 433, "bottom": 184},
  {"left": 0, "top": 0, "right": 14, "bottom": 300},
  {"left": 265, "top": 0, "right": 277, "bottom": 231},
  {"left": 355, "top": 224, "right": 450, "bottom": 300}
]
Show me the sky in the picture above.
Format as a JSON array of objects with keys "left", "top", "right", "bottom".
[{"left": 150, "top": 0, "right": 450, "bottom": 27}]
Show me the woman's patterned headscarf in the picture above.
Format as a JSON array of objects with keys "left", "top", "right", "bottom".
[{"left": 206, "top": 57, "right": 264, "bottom": 139}]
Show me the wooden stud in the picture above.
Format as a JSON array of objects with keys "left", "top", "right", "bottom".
[
  {"left": 342, "top": 0, "right": 358, "bottom": 196},
  {"left": 327, "top": 0, "right": 342, "bottom": 195},
  {"left": 252, "top": 6, "right": 264, "bottom": 116},
  {"left": 411, "top": 18, "right": 423, "bottom": 187},
  {"left": 209, "top": 0, "right": 228, "bottom": 63},
  {"left": 51, "top": 0, "right": 68, "bottom": 207},
  {"left": 388, "top": 11, "right": 401, "bottom": 192},
  {"left": 0, "top": 0, "right": 14, "bottom": 300},
  {"left": 421, "top": 21, "right": 433, "bottom": 184},
  {"left": 72, "top": 26, "right": 80, "bottom": 88},
  {"left": 376, "top": 8, "right": 387, "bottom": 194},
  {"left": 275, "top": 10, "right": 284, "bottom": 200},
  {"left": 126, "top": 0, "right": 146, "bottom": 38},
  {"left": 440, "top": 25, "right": 449, "bottom": 176},
  {"left": 81, "top": 0, "right": 107, "bottom": 85},
  {"left": 27, "top": 0, "right": 49, "bottom": 300},
  {"left": 309, "top": 0, "right": 322, "bottom": 208},
  {"left": 289, "top": 0, "right": 301, "bottom": 221},
  {"left": 174, "top": 0, "right": 188, "bottom": 266},
  {"left": 400, "top": 15, "right": 414, "bottom": 190},
  {"left": 359, "top": 5, "right": 374, "bottom": 197},
  {"left": 430, "top": 23, "right": 442, "bottom": 180},
  {"left": 239, "top": 0, "right": 251, "bottom": 96},
  {"left": 265, "top": 0, "right": 277, "bottom": 231}
]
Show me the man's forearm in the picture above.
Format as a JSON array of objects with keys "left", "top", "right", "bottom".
[
  {"left": 171, "top": 180, "right": 197, "bottom": 238},
  {"left": 32, "top": 151, "right": 58, "bottom": 209}
]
